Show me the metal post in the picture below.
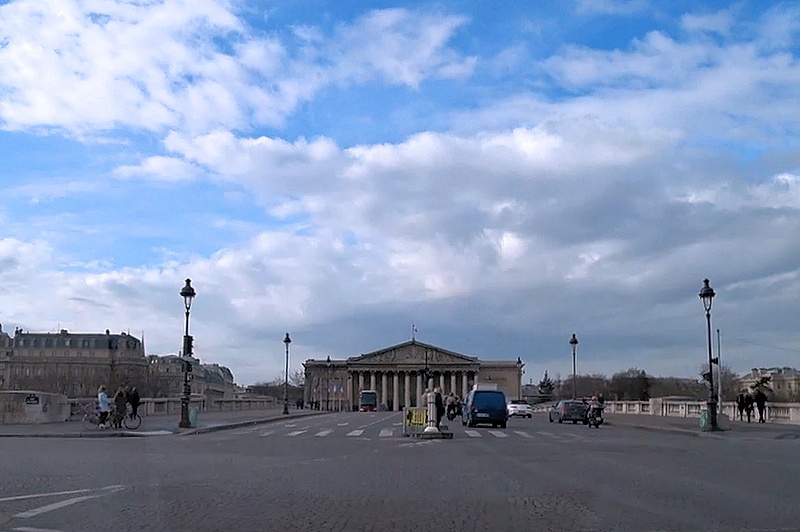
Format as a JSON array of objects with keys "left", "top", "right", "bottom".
[
  {"left": 705, "top": 310, "right": 718, "bottom": 429},
  {"left": 179, "top": 309, "right": 191, "bottom": 429},
  {"left": 423, "top": 389, "right": 439, "bottom": 433},
  {"left": 570, "top": 334, "right": 578, "bottom": 400},
  {"left": 717, "top": 328, "right": 722, "bottom": 415}
]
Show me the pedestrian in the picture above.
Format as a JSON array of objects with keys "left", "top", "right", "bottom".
[
  {"left": 113, "top": 386, "right": 127, "bottom": 428},
  {"left": 736, "top": 392, "right": 746, "bottom": 421},
  {"left": 420, "top": 388, "right": 429, "bottom": 407},
  {"left": 127, "top": 386, "right": 140, "bottom": 419},
  {"left": 598, "top": 393, "right": 605, "bottom": 406},
  {"left": 97, "top": 385, "right": 111, "bottom": 429},
  {"left": 755, "top": 389, "right": 768, "bottom": 423},
  {"left": 434, "top": 387, "right": 444, "bottom": 429},
  {"left": 744, "top": 393, "right": 755, "bottom": 423}
]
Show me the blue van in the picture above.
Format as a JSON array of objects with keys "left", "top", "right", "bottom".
[{"left": 462, "top": 388, "right": 508, "bottom": 428}]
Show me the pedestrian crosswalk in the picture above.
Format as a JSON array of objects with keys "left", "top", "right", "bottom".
[{"left": 225, "top": 423, "right": 605, "bottom": 443}]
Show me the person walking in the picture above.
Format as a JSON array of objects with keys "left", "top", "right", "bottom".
[
  {"left": 434, "top": 387, "right": 444, "bottom": 430},
  {"left": 127, "top": 386, "right": 140, "bottom": 419},
  {"left": 736, "top": 392, "right": 746, "bottom": 421},
  {"left": 97, "top": 385, "right": 111, "bottom": 429},
  {"left": 744, "top": 393, "right": 755, "bottom": 423},
  {"left": 754, "top": 389, "right": 768, "bottom": 423},
  {"left": 113, "top": 386, "right": 127, "bottom": 429}
]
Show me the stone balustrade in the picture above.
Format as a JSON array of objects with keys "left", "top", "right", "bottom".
[
  {"left": 68, "top": 396, "right": 278, "bottom": 419},
  {"left": 605, "top": 399, "right": 800, "bottom": 425}
]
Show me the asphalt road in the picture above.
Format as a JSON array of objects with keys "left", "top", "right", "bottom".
[{"left": 1, "top": 412, "right": 798, "bottom": 532}]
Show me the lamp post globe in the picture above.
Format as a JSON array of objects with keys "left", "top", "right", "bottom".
[
  {"left": 698, "top": 278, "right": 718, "bottom": 431},
  {"left": 178, "top": 278, "right": 196, "bottom": 429},
  {"left": 283, "top": 333, "right": 291, "bottom": 415},
  {"left": 569, "top": 334, "right": 579, "bottom": 400}
]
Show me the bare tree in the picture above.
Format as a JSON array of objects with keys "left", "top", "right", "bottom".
[{"left": 289, "top": 369, "right": 305, "bottom": 387}]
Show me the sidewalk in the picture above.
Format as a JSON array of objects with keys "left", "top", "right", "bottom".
[
  {"left": 606, "top": 414, "right": 800, "bottom": 440},
  {"left": 0, "top": 407, "right": 327, "bottom": 438}
]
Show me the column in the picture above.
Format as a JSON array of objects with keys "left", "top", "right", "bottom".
[
  {"left": 370, "top": 371, "right": 376, "bottom": 391},
  {"left": 392, "top": 372, "right": 399, "bottom": 412},
  {"left": 404, "top": 372, "right": 411, "bottom": 410},
  {"left": 461, "top": 372, "right": 468, "bottom": 398},
  {"left": 450, "top": 372, "right": 456, "bottom": 395},
  {"left": 438, "top": 372, "right": 445, "bottom": 391},
  {"left": 346, "top": 372, "right": 353, "bottom": 412},
  {"left": 381, "top": 372, "right": 388, "bottom": 407},
  {"left": 416, "top": 372, "right": 423, "bottom": 406},
  {"left": 358, "top": 371, "right": 364, "bottom": 392}
]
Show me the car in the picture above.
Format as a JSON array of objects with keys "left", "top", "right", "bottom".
[
  {"left": 548, "top": 400, "right": 587, "bottom": 424},
  {"left": 462, "top": 388, "right": 508, "bottom": 428},
  {"left": 507, "top": 399, "right": 533, "bottom": 418}
]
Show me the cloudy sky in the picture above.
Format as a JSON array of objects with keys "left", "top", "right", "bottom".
[{"left": 1, "top": 0, "right": 798, "bottom": 386}]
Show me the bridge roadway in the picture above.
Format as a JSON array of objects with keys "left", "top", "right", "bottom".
[{"left": 0, "top": 411, "right": 798, "bottom": 531}]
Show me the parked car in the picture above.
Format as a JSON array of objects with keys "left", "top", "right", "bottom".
[
  {"left": 548, "top": 400, "right": 587, "bottom": 424},
  {"left": 462, "top": 388, "right": 508, "bottom": 428},
  {"left": 507, "top": 399, "right": 533, "bottom": 418}
]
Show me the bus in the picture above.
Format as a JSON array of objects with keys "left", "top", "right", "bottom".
[{"left": 359, "top": 390, "right": 378, "bottom": 412}]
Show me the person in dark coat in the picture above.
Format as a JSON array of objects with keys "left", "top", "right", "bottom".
[
  {"left": 754, "top": 390, "right": 768, "bottom": 423},
  {"left": 113, "top": 387, "right": 127, "bottom": 428},
  {"left": 744, "top": 393, "right": 755, "bottom": 423},
  {"left": 434, "top": 387, "right": 445, "bottom": 430},
  {"left": 736, "top": 392, "right": 746, "bottom": 421},
  {"left": 126, "top": 387, "right": 140, "bottom": 418}
]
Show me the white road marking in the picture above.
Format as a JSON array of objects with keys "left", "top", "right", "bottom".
[
  {"left": 537, "top": 431, "right": 555, "bottom": 438},
  {"left": 284, "top": 423, "right": 297, "bottom": 428},
  {"left": 488, "top": 430, "right": 508, "bottom": 438},
  {"left": 287, "top": 430, "right": 306, "bottom": 437},
  {"left": 357, "top": 411, "right": 403, "bottom": 429},
  {"left": 514, "top": 431, "right": 533, "bottom": 438},
  {"left": 464, "top": 430, "right": 482, "bottom": 438},
  {"left": 13, "top": 527, "right": 64, "bottom": 532},
  {"left": 13, "top": 486, "right": 125, "bottom": 519},
  {"left": 258, "top": 430, "right": 275, "bottom": 437},
  {"left": 315, "top": 430, "right": 333, "bottom": 437},
  {"left": 0, "top": 488, "right": 93, "bottom": 503},
  {"left": 346, "top": 430, "right": 364, "bottom": 437},
  {"left": 336, "top": 423, "right": 349, "bottom": 426},
  {"left": 392, "top": 422, "right": 402, "bottom": 426},
  {"left": 379, "top": 428, "right": 393, "bottom": 437}
]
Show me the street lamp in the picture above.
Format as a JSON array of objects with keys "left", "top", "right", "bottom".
[
  {"left": 325, "top": 355, "right": 332, "bottom": 411},
  {"left": 569, "top": 333, "right": 578, "bottom": 400},
  {"left": 178, "top": 278, "right": 196, "bottom": 429},
  {"left": 699, "top": 278, "right": 719, "bottom": 431},
  {"left": 516, "top": 357, "right": 524, "bottom": 400},
  {"left": 283, "top": 333, "right": 291, "bottom": 415}
]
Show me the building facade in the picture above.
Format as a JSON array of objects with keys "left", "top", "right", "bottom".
[
  {"left": 303, "top": 340, "right": 523, "bottom": 411},
  {"left": 146, "top": 355, "right": 237, "bottom": 400},
  {"left": 739, "top": 367, "right": 800, "bottom": 401},
  {"left": 0, "top": 325, "right": 148, "bottom": 397}
]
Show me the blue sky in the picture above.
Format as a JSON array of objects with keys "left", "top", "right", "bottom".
[{"left": 1, "top": 0, "right": 799, "bottom": 386}]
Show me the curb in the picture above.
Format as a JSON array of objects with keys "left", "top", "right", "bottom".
[
  {"left": 180, "top": 411, "right": 329, "bottom": 436},
  {"left": 610, "top": 421, "right": 724, "bottom": 439},
  {"left": 0, "top": 430, "right": 167, "bottom": 439}
]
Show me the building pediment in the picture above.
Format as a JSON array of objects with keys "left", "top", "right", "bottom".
[{"left": 348, "top": 340, "right": 478, "bottom": 367}]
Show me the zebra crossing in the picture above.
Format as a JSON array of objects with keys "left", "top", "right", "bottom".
[{"left": 225, "top": 422, "right": 604, "bottom": 442}]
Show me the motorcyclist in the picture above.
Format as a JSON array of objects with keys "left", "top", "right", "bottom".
[
  {"left": 445, "top": 393, "right": 458, "bottom": 419},
  {"left": 586, "top": 395, "right": 603, "bottom": 423}
]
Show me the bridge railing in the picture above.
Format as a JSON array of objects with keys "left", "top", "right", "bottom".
[
  {"left": 68, "top": 396, "right": 278, "bottom": 420},
  {"left": 604, "top": 399, "right": 800, "bottom": 425}
]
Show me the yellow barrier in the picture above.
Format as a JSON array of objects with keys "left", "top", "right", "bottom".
[{"left": 403, "top": 407, "right": 428, "bottom": 436}]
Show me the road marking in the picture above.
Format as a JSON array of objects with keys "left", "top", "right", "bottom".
[
  {"left": 13, "top": 486, "right": 125, "bottom": 519},
  {"left": 379, "top": 428, "right": 393, "bottom": 437},
  {"left": 284, "top": 423, "right": 297, "bottom": 428},
  {"left": 337, "top": 422, "right": 349, "bottom": 426},
  {"left": 514, "top": 431, "right": 533, "bottom": 438},
  {"left": 0, "top": 488, "right": 94, "bottom": 503},
  {"left": 258, "top": 430, "right": 274, "bottom": 437},
  {"left": 488, "top": 430, "right": 508, "bottom": 438},
  {"left": 537, "top": 431, "right": 555, "bottom": 438},
  {"left": 357, "top": 411, "right": 403, "bottom": 429},
  {"left": 13, "top": 528, "right": 64, "bottom": 532},
  {"left": 392, "top": 422, "right": 402, "bottom": 426},
  {"left": 287, "top": 430, "right": 306, "bottom": 436},
  {"left": 315, "top": 430, "right": 333, "bottom": 437},
  {"left": 464, "top": 430, "right": 482, "bottom": 438},
  {"left": 346, "top": 429, "right": 364, "bottom": 437}
]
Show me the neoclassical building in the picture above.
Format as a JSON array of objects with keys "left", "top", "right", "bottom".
[{"left": 303, "top": 340, "right": 523, "bottom": 411}]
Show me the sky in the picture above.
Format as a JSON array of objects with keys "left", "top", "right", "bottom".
[{"left": 1, "top": 0, "right": 799, "bottom": 386}]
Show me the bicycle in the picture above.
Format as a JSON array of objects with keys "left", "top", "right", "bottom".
[
  {"left": 82, "top": 407, "right": 111, "bottom": 430},
  {"left": 124, "top": 405, "right": 142, "bottom": 430}
]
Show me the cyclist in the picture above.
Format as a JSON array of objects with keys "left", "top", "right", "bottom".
[{"left": 127, "top": 386, "right": 140, "bottom": 419}]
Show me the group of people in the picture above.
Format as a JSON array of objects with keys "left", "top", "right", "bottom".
[
  {"left": 96, "top": 384, "right": 140, "bottom": 429},
  {"left": 420, "top": 387, "right": 461, "bottom": 429},
  {"left": 736, "top": 389, "right": 768, "bottom": 423}
]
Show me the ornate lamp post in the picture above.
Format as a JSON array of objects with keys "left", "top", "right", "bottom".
[
  {"left": 179, "top": 278, "right": 196, "bottom": 429},
  {"left": 516, "top": 357, "right": 524, "bottom": 400},
  {"left": 283, "top": 333, "right": 291, "bottom": 415},
  {"left": 699, "top": 278, "right": 719, "bottom": 430},
  {"left": 569, "top": 333, "right": 579, "bottom": 400}
]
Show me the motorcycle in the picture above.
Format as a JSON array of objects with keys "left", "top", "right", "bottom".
[
  {"left": 586, "top": 404, "right": 604, "bottom": 428},
  {"left": 446, "top": 403, "right": 460, "bottom": 421}
]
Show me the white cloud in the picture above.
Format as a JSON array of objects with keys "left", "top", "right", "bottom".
[
  {"left": 575, "top": 0, "right": 649, "bottom": 16},
  {"left": 681, "top": 10, "right": 735, "bottom": 35},
  {"left": 113, "top": 155, "right": 203, "bottom": 182}
]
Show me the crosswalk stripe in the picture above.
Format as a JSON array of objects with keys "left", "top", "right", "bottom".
[
  {"left": 315, "top": 430, "right": 333, "bottom": 437},
  {"left": 464, "top": 430, "right": 482, "bottom": 438},
  {"left": 379, "top": 428, "right": 393, "bottom": 437},
  {"left": 488, "top": 430, "right": 508, "bottom": 438},
  {"left": 514, "top": 431, "right": 532, "bottom": 438},
  {"left": 258, "top": 430, "right": 275, "bottom": 437},
  {"left": 346, "top": 429, "right": 364, "bottom": 437},
  {"left": 537, "top": 431, "right": 555, "bottom": 437},
  {"left": 287, "top": 430, "right": 306, "bottom": 437}
]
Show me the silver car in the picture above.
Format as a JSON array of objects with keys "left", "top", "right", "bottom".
[{"left": 548, "top": 400, "right": 587, "bottom": 424}]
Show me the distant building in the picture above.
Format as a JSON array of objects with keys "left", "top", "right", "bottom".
[
  {"left": 0, "top": 325, "right": 148, "bottom": 397},
  {"left": 146, "top": 354, "right": 236, "bottom": 400},
  {"left": 739, "top": 367, "right": 800, "bottom": 400}
]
